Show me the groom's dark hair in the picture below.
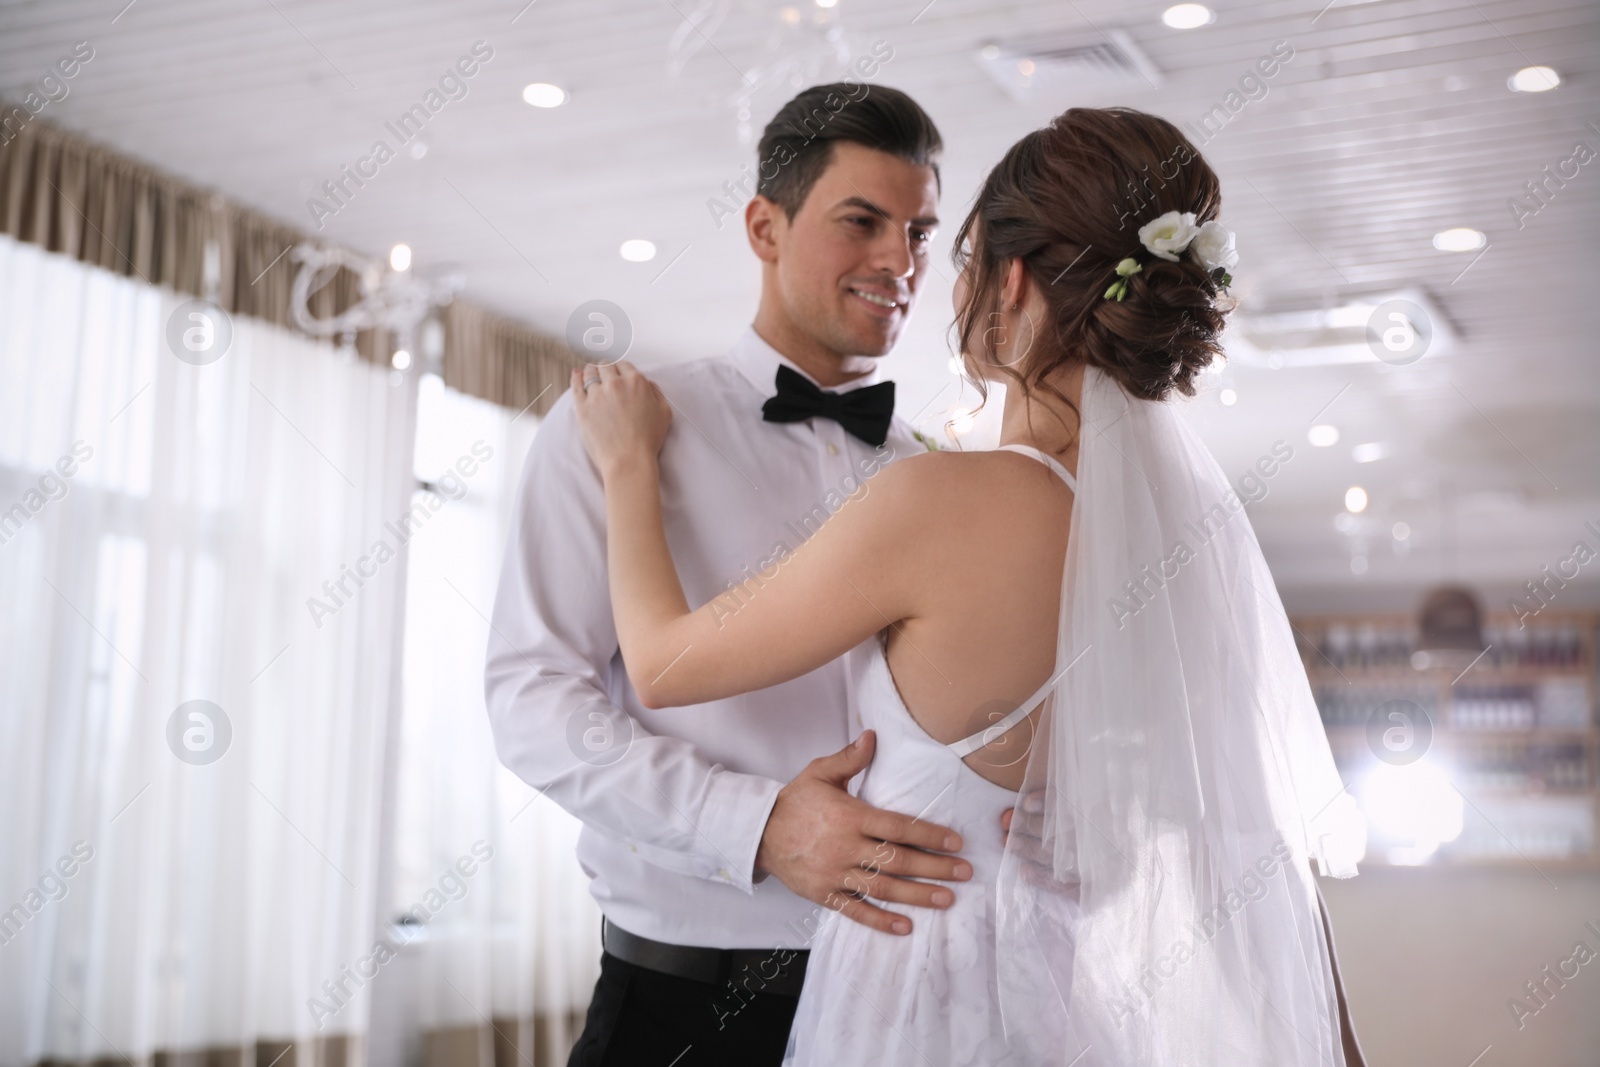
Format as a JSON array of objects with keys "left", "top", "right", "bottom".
[{"left": 756, "top": 82, "right": 942, "bottom": 220}]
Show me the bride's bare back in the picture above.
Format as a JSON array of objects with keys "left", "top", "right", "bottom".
[{"left": 874, "top": 447, "right": 1074, "bottom": 791}]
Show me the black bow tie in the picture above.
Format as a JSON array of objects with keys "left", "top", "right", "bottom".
[{"left": 761, "top": 364, "right": 895, "bottom": 447}]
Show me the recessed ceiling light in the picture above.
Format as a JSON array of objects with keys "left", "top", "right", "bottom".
[
  {"left": 1345, "top": 486, "right": 1368, "bottom": 514},
  {"left": 815, "top": 0, "right": 838, "bottom": 8},
  {"left": 392, "top": 348, "right": 412, "bottom": 371},
  {"left": 1432, "top": 227, "right": 1486, "bottom": 252},
  {"left": 1219, "top": 387, "right": 1238, "bottom": 406},
  {"left": 522, "top": 83, "right": 567, "bottom": 108},
  {"left": 1308, "top": 424, "right": 1340, "bottom": 447},
  {"left": 620, "top": 239, "right": 657, "bottom": 262},
  {"left": 389, "top": 243, "right": 412, "bottom": 272},
  {"left": 1508, "top": 66, "right": 1560, "bottom": 93},
  {"left": 1352, "top": 442, "right": 1387, "bottom": 463},
  {"left": 1161, "top": 4, "right": 1215, "bottom": 29}
]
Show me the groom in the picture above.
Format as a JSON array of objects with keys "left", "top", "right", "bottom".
[{"left": 485, "top": 84, "right": 962, "bottom": 1064}]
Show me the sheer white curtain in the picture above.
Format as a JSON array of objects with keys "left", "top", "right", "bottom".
[
  {"left": 374, "top": 375, "right": 599, "bottom": 1065},
  {"left": 0, "top": 234, "right": 601, "bottom": 1067},
  {"left": 0, "top": 234, "right": 412, "bottom": 1059}
]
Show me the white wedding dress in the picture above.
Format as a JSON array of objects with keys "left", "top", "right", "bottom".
[
  {"left": 784, "top": 368, "right": 1362, "bottom": 1065},
  {"left": 783, "top": 444, "right": 1076, "bottom": 1067}
]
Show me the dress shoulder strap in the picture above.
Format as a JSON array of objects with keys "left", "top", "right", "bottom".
[
  {"left": 946, "top": 657, "right": 1078, "bottom": 759},
  {"left": 996, "top": 443, "right": 1078, "bottom": 492}
]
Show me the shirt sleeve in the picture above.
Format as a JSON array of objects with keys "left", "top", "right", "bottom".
[{"left": 484, "top": 390, "right": 782, "bottom": 891}]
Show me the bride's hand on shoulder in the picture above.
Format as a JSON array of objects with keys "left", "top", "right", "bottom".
[{"left": 572, "top": 361, "right": 672, "bottom": 477}]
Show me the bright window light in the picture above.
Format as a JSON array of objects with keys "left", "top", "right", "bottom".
[
  {"left": 1308, "top": 424, "right": 1339, "bottom": 447},
  {"left": 1345, "top": 486, "right": 1368, "bottom": 513},
  {"left": 1360, "top": 761, "right": 1464, "bottom": 865},
  {"left": 1508, "top": 66, "right": 1560, "bottom": 93},
  {"left": 1161, "top": 4, "right": 1215, "bottom": 29},
  {"left": 1317, "top": 793, "right": 1369, "bottom": 872}
]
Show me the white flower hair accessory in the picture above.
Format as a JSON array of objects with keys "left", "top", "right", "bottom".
[
  {"left": 1189, "top": 220, "right": 1238, "bottom": 273},
  {"left": 1139, "top": 211, "right": 1199, "bottom": 262},
  {"left": 1104, "top": 211, "right": 1236, "bottom": 301}
]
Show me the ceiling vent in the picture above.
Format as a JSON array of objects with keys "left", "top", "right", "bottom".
[
  {"left": 1225, "top": 288, "right": 1458, "bottom": 368},
  {"left": 975, "top": 31, "right": 1162, "bottom": 103}
]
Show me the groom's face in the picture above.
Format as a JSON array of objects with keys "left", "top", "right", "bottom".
[{"left": 759, "top": 141, "right": 940, "bottom": 358}]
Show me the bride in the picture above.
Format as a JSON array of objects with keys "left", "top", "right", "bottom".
[{"left": 572, "top": 106, "right": 1363, "bottom": 1065}]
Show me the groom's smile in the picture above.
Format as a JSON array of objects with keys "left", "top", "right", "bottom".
[{"left": 845, "top": 279, "right": 905, "bottom": 317}]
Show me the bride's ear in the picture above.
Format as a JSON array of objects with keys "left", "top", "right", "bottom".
[{"left": 1000, "top": 257, "right": 1029, "bottom": 311}]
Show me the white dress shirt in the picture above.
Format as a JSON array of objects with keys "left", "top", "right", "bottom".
[{"left": 485, "top": 326, "right": 925, "bottom": 950}]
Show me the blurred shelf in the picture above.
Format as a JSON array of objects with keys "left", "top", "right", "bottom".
[
  {"left": 1323, "top": 725, "right": 1597, "bottom": 743},
  {"left": 1294, "top": 609, "right": 1600, "bottom": 871},
  {"left": 1307, "top": 667, "right": 1590, "bottom": 683}
]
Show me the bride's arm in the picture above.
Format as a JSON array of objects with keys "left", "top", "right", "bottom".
[{"left": 573, "top": 361, "right": 929, "bottom": 709}]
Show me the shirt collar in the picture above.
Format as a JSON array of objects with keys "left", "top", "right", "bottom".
[{"left": 728, "top": 325, "right": 884, "bottom": 397}]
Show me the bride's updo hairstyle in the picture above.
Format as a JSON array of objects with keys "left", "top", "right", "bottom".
[{"left": 952, "top": 107, "right": 1230, "bottom": 411}]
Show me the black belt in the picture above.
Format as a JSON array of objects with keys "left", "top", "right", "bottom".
[{"left": 602, "top": 918, "right": 810, "bottom": 997}]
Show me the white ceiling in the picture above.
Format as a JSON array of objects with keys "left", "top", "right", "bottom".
[{"left": 2, "top": 0, "right": 1597, "bottom": 607}]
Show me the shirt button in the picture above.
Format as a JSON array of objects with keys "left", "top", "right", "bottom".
[
  {"left": 827, "top": 442, "right": 840, "bottom": 456},
  {"left": 628, "top": 843, "right": 638, "bottom": 853}
]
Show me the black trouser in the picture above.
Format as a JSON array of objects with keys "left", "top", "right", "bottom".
[{"left": 566, "top": 950, "right": 803, "bottom": 1066}]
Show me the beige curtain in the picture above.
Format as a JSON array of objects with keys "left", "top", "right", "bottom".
[
  {"left": 443, "top": 301, "right": 580, "bottom": 419},
  {"left": 0, "top": 114, "right": 576, "bottom": 417}
]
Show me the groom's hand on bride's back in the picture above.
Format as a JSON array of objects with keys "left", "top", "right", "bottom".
[
  {"left": 999, "top": 792, "right": 1063, "bottom": 873},
  {"left": 756, "top": 730, "right": 972, "bottom": 936}
]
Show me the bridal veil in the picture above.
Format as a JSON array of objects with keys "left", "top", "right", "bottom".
[{"left": 994, "top": 364, "right": 1365, "bottom": 1064}]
